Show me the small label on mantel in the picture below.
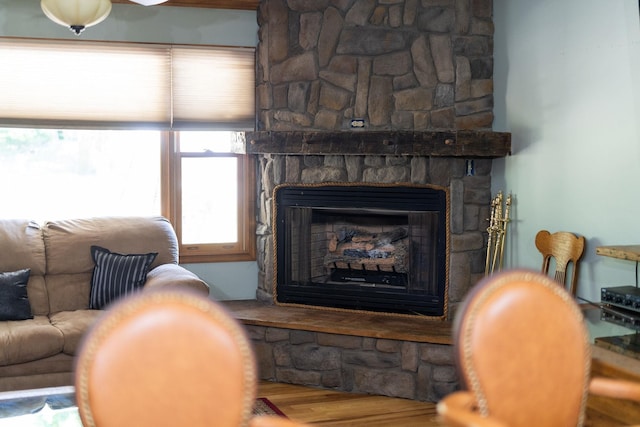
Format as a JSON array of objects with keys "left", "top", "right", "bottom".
[{"left": 350, "top": 118, "right": 366, "bottom": 128}]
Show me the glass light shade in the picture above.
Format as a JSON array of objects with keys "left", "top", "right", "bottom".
[
  {"left": 130, "top": 0, "right": 169, "bottom": 5},
  {"left": 41, "top": 0, "right": 112, "bottom": 35}
]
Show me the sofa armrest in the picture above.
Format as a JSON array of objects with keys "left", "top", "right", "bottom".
[{"left": 145, "top": 264, "right": 209, "bottom": 296}]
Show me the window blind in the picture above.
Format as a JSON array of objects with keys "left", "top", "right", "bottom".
[{"left": 0, "top": 38, "right": 255, "bottom": 130}]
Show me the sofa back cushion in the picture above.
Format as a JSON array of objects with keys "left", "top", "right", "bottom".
[
  {"left": 43, "top": 217, "right": 179, "bottom": 313},
  {"left": 0, "top": 220, "right": 49, "bottom": 316}
]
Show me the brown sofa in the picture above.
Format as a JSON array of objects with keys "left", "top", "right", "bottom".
[{"left": 0, "top": 216, "right": 209, "bottom": 391}]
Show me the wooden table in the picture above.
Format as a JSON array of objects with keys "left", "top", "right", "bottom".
[{"left": 593, "top": 245, "right": 640, "bottom": 359}]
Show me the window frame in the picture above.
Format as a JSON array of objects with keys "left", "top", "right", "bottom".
[{"left": 162, "top": 132, "right": 256, "bottom": 264}]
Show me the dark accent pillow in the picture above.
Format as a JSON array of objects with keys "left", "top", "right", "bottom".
[
  {"left": 90, "top": 246, "right": 158, "bottom": 310},
  {"left": 0, "top": 269, "right": 33, "bottom": 321}
]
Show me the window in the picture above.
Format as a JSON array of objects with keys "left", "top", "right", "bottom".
[
  {"left": 0, "top": 129, "right": 161, "bottom": 223},
  {"left": 0, "top": 38, "right": 256, "bottom": 263},
  {"left": 166, "top": 132, "right": 256, "bottom": 263},
  {"left": 0, "top": 128, "right": 255, "bottom": 263}
]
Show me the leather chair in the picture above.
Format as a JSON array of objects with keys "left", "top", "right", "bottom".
[
  {"left": 74, "top": 289, "right": 309, "bottom": 427},
  {"left": 437, "top": 269, "right": 640, "bottom": 427},
  {"left": 535, "top": 230, "right": 585, "bottom": 295}
]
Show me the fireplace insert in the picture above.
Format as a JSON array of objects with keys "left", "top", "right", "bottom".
[{"left": 273, "top": 183, "right": 449, "bottom": 317}]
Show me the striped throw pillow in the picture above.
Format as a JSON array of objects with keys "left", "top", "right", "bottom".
[{"left": 90, "top": 246, "right": 157, "bottom": 310}]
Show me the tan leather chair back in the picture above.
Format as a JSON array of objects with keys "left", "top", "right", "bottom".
[
  {"left": 75, "top": 289, "right": 257, "bottom": 427},
  {"left": 453, "top": 270, "right": 591, "bottom": 427}
]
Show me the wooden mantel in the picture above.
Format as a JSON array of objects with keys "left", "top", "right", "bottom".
[
  {"left": 110, "top": 0, "right": 259, "bottom": 10},
  {"left": 244, "top": 130, "right": 512, "bottom": 158}
]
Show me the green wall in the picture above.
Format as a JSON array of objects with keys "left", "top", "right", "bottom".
[
  {"left": 493, "top": 0, "right": 640, "bottom": 303},
  {"left": 0, "top": 0, "right": 257, "bottom": 46}
]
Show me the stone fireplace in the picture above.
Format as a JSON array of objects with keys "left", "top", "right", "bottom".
[
  {"left": 250, "top": 0, "right": 509, "bottom": 315},
  {"left": 230, "top": 0, "right": 512, "bottom": 402}
]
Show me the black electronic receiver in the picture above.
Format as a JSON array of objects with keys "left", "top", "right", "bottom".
[
  {"left": 601, "top": 285, "right": 640, "bottom": 312},
  {"left": 600, "top": 304, "right": 640, "bottom": 331}
]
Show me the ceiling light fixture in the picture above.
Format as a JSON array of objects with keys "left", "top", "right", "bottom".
[
  {"left": 41, "top": 0, "right": 112, "bottom": 35},
  {"left": 129, "top": 0, "right": 170, "bottom": 4},
  {"left": 41, "top": 0, "right": 169, "bottom": 36}
]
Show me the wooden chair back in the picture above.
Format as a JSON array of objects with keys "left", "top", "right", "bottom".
[{"left": 535, "top": 230, "right": 585, "bottom": 295}]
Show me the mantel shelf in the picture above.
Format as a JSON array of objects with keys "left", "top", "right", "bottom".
[
  {"left": 596, "top": 245, "right": 640, "bottom": 262},
  {"left": 244, "top": 130, "right": 511, "bottom": 158}
]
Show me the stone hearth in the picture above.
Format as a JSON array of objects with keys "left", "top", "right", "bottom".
[{"left": 226, "top": 299, "right": 456, "bottom": 402}]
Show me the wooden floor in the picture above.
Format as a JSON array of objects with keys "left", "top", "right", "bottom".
[
  {"left": 258, "top": 381, "right": 441, "bottom": 426},
  {"left": 258, "top": 381, "right": 632, "bottom": 426}
]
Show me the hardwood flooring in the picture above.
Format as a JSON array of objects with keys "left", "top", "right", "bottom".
[
  {"left": 258, "top": 381, "right": 631, "bottom": 426},
  {"left": 258, "top": 381, "right": 441, "bottom": 427}
]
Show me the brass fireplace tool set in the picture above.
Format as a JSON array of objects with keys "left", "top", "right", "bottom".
[{"left": 485, "top": 191, "right": 512, "bottom": 276}]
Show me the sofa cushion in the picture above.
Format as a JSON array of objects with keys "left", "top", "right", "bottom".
[
  {"left": 89, "top": 246, "right": 157, "bottom": 310},
  {"left": 43, "top": 217, "right": 179, "bottom": 276},
  {"left": 46, "top": 273, "right": 92, "bottom": 314},
  {"left": 50, "top": 310, "right": 103, "bottom": 355},
  {"left": 0, "top": 316, "right": 64, "bottom": 366},
  {"left": 0, "top": 220, "right": 46, "bottom": 276},
  {"left": 0, "top": 269, "right": 33, "bottom": 321}
]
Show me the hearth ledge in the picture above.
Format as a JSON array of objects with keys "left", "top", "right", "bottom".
[{"left": 222, "top": 299, "right": 453, "bottom": 345}]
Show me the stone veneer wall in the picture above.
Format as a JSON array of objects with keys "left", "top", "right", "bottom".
[
  {"left": 247, "top": 325, "right": 458, "bottom": 402},
  {"left": 254, "top": 0, "right": 498, "bottom": 308},
  {"left": 256, "top": 0, "right": 494, "bottom": 131}
]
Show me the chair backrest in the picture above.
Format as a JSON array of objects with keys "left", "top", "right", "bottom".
[
  {"left": 75, "top": 289, "right": 257, "bottom": 427},
  {"left": 535, "top": 230, "right": 585, "bottom": 295},
  {"left": 453, "top": 270, "right": 592, "bottom": 427}
]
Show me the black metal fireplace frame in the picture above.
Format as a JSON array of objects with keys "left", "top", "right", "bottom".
[{"left": 273, "top": 183, "right": 450, "bottom": 318}]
